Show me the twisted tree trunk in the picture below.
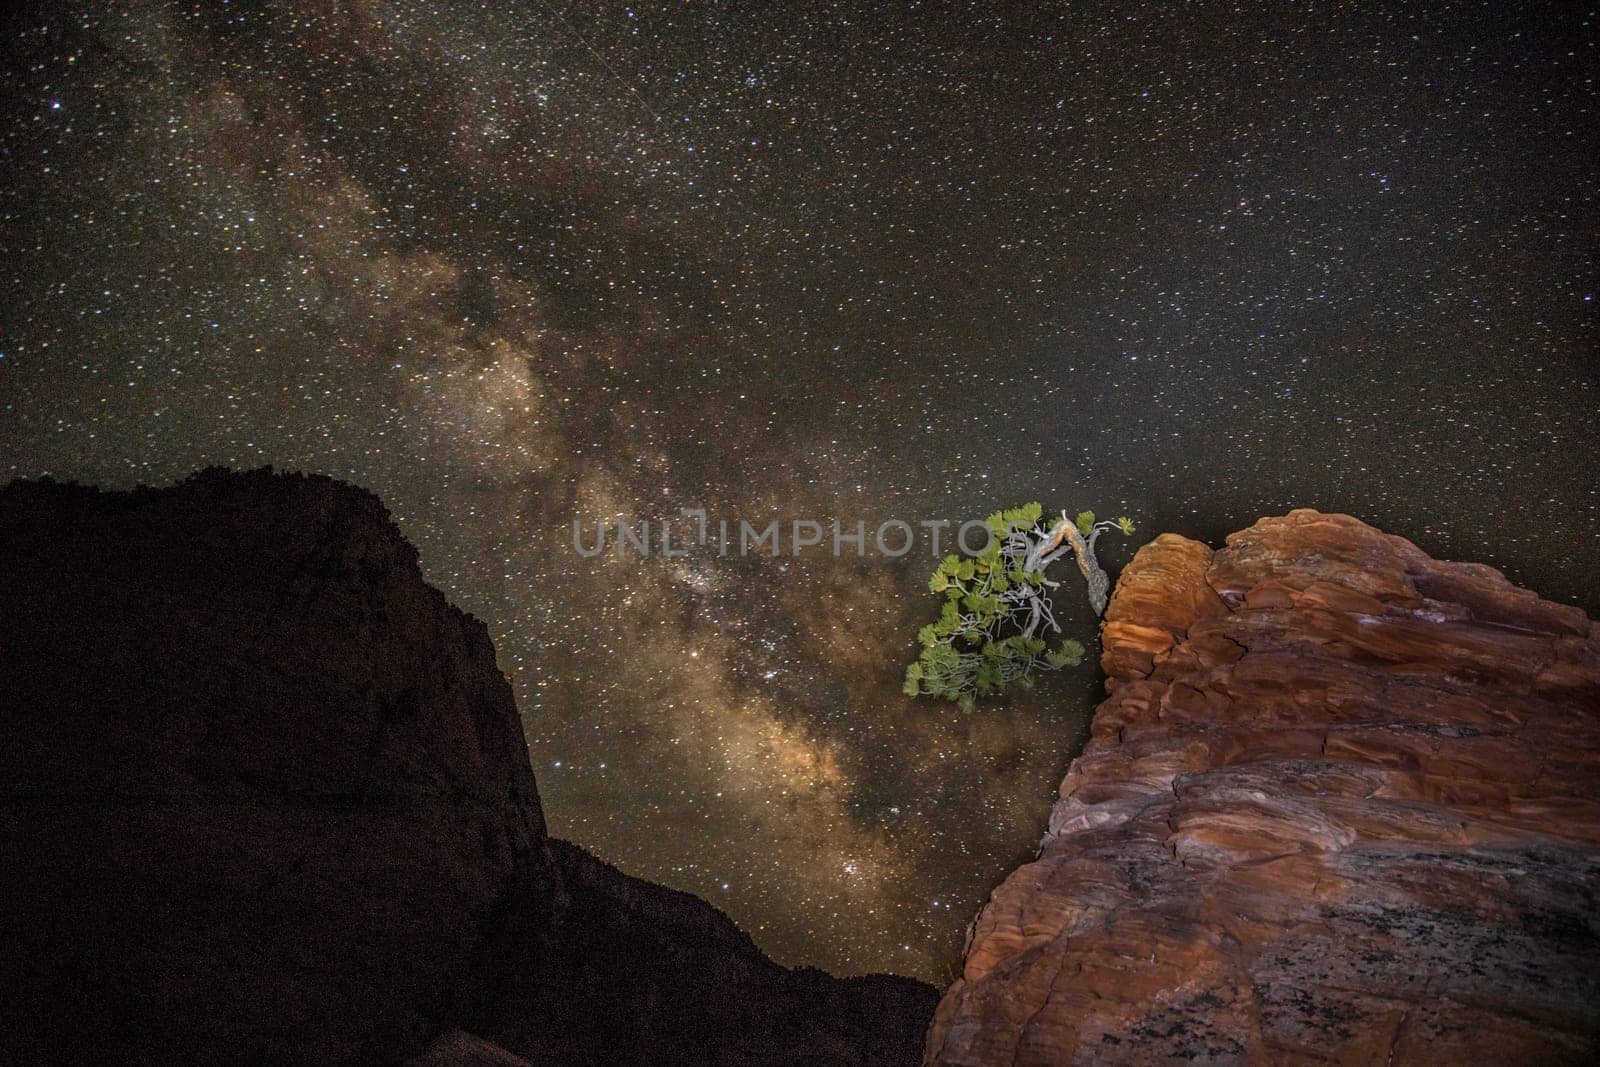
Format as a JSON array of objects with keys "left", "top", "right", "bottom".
[{"left": 1033, "top": 518, "right": 1111, "bottom": 617}]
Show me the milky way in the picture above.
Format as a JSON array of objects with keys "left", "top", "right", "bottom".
[{"left": 3, "top": 3, "right": 1596, "bottom": 980}]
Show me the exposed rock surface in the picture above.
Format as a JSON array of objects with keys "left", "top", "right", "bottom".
[
  {"left": 0, "top": 469, "right": 935, "bottom": 1066},
  {"left": 925, "top": 509, "right": 1600, "bottom": 1065}
]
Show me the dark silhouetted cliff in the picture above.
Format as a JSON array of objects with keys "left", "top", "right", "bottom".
[{"left": 0, "top": 469, "right": 936, "bottom": 1066}]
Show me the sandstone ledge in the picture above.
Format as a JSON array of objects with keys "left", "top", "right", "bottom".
[{"left": 924, "top": 509, "right": 1600, "bottom": 1065}]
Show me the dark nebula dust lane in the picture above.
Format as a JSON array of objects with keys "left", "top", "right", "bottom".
[{"left": 2, "top": 3, "right": 1596, "bottom": 980}]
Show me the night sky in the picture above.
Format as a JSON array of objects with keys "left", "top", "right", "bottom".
[{"left": 3, "top": 3, "right": 1597, "bottom": 982}]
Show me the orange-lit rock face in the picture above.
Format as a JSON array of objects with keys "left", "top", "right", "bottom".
[{"left": 924, "top": 509, "right": 1600, "bottom": 1065}]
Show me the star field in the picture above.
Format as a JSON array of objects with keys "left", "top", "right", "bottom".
[{"left": 2, "top": 3, "right": 1597, "bottom": 981}]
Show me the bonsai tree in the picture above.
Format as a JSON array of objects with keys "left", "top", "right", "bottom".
[{"left": 903, "top": 504, "right": 1134, "bottom": 711}]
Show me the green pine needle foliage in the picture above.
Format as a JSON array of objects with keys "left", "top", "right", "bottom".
[{"left": 902, "top": 502, "right": 1133, "bottom": 709}]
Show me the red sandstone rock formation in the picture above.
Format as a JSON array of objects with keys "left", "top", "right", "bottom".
[
  {"left": 924, "top": 509, "right": 1600, "bottom": 1065},
  {"left": 0, "top": 468, "right": 935, "bottom": 1066}
]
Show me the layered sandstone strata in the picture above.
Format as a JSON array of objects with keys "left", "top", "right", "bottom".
[{"left": 925, "top": 510, "right": 1600, "bottom": 1064}]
